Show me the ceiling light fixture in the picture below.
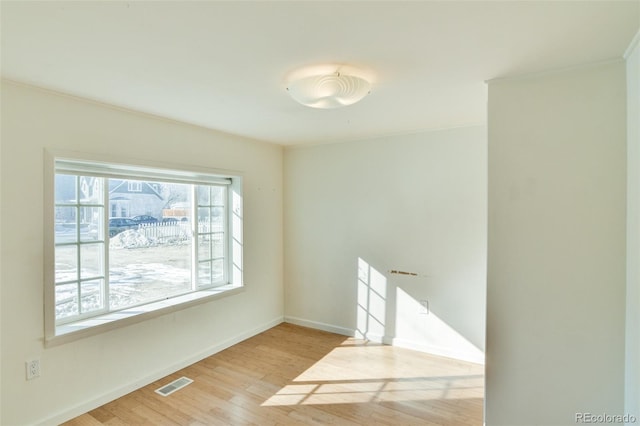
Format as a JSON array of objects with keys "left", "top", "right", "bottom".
[{"left": 286, "top": 65, "right": 372, "bottom": 109}]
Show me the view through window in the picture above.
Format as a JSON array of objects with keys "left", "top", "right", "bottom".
[{"left": 53, "top": 170, "right": 232, "bottom": 325}]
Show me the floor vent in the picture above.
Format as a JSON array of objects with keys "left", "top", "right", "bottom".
[{"left": 155, "top": 377, "right": 194, "bottom": 397}]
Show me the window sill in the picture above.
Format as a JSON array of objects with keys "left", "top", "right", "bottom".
[{"left": 46, "top": 284, "right": 243, "bottom": 347}]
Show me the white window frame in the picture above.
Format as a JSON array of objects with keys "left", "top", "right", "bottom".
[{"left": 44, "top": 150, "right": 244, "bottom": 346}]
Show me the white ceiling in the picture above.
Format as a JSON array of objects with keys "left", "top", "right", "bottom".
[{"left": 1, "top": 1, "right": 638, "bottom": 146}]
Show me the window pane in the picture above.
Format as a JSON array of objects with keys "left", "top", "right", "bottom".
[
  {"left": 211, "top": 258, "right": 224, "bottom": 282},
  {"left": 109, "top": 180, "right": 193, "bottom": 309},
  {"left": 211, "top": 207, "right": 224, "bottom": 230},
  {"left": 198, "top": 207, "right": 210, "bottom": 232},
  {"left": 55, "top": 207, "right": 77, "bottom": 244},
  {"left": 55, "top": 245, "right": 77, "bottom": 283},
  {"left": 160, "top": 183, "right": 190, "bottom": 221},
  {"left": 80, "top": 243, "right": 104, "bottom": 279},
  {"left": 81, "top": 279, "right": 104, "bottom": 314},
  {"left": 55, "top": 283, "right": 78, "bottom": 319},
  {"left": 80, "top": 206, "right": 103, "bottom": 241},
  {"left": 55, "top": 174, "right": 77, "bottom": 204},
  {"left": 109, "top": 242, "right": 192, "bottom": 310},
  {"left": 198, "top": 237, "right": 211, "bottom": 261},
  {"left": 198, "top": 261, "right": 212, "bottom": 287},
  {"left": 212, "top": 235, "right": 224, "bottom": 258},
  {"left": 197, "top": 186, "right": 210, "bottom": 206},
  {"left": 79, "top": 176, "right": 103, "bottom": 204},
  {"left": 211, "top": 186, "right": 225, "bottom": 206}
]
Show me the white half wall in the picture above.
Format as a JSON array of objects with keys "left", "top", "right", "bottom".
[
  {"left": 626, "top": 33, "right": 640, "bottom": 423},
  {"left": 0, "top": 81, "right": 284, "bottom": 425},
  {"left": 284, "top": 127, "right": 487, "bottom": 364},
  {"left": 486, "top": 61, "right": 627, "bottom": 425}
]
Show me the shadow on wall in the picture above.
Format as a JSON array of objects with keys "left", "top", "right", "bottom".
[{"left": 356, "top": 257, "right": 484, "bottom": 364}]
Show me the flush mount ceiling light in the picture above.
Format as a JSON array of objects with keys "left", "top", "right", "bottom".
[{"left": 285, "top": 65, "right": 373, "bottom": 109}]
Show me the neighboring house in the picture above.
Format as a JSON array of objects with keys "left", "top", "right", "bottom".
[
  {"left": 107, "top": 179, "right": 164, "bottom": 219},
  {"left": 79, "top": 176, "right": 102, "bottom": 203},
  {"left": 55, "top": 175, "right": 103, "bottom": 224}
]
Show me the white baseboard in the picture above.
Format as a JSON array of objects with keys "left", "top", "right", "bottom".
[
  {"left": 283, "top": 315, "right": 354, "bottom": 337},
  {"left": 39, "top": 316, "right": 284, "bottom": 426},
  {"left": 284, "top": 316, "right": 485, "bottom": 365}
]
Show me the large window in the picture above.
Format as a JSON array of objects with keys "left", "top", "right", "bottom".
[{"left": 45, "top": 155, "right": 243, "bottom": 341}]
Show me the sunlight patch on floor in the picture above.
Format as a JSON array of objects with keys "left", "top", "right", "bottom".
[
  {"left": 261, "top": 343, "right": 483, "bottom": 407},
  {"left": 261, "top": 377, "right": 482, "bottom": 406}
]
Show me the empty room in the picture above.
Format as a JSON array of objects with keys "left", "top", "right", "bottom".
[{"left": 1, "top": 1, "right": 639, "bottom": 425}]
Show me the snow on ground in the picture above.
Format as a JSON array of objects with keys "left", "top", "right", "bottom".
[
  {"left": 109, "top": 229, "right": 157, "bottom": 249},
  {"left": 56, "top": 230, "right": 193, "bottom": 319}
]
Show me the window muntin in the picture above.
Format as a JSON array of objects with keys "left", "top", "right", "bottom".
[
  {"left": 52, "top": 161, "right": 238, "bottom": 327},
  {"left": 196, "top": 185, "right": 227, "bottom": 287},
  {"left": 54, "top": 175, "right": 106, "bottom": 320}
]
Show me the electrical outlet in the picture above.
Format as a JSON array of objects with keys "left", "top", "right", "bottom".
[
  {"left": 419, "top": 300, "right": 429, "bottom": 315},
  {"left": 26, "top": 359, "right": 40, "bottom": 380}
]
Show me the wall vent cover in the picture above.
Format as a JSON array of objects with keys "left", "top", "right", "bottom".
[{"left": 155, "top": 377, "right": 194, "bottom": 397}]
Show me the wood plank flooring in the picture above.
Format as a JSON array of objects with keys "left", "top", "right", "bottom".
[{"left": 63, "top": 323, "right": 483, "bottom": 425}]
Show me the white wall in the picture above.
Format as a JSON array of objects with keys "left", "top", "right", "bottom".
[
  {"left": 0, "top": 81, "right": 284, "bottom": 425},
  {"left": 284, "top": 127, "right": 487, "bottom": 363},
  {"left": 486, "top": 61, "right": 627, "bottom": 425},
  {"left": 0, "top": 80, "right": 4, "bottom": 426},
  {"left": 626, "top": 33, "right": 640, "bottom": 423}
]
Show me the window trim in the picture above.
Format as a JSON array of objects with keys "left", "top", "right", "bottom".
[{"left": 44, "top": 149, "right": 244, "bottom": 346}]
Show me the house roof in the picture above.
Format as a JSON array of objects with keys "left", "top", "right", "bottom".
[
  {"left": 109, "top": 180, "right": 163, "bottom": 200},
  {"left": 1, "top": 1, "right": 638, "bottom": 146}
]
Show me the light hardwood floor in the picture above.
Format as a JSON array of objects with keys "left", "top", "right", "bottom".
[{"left": 63, "top": 323, "right": 484, "bottom": 425}]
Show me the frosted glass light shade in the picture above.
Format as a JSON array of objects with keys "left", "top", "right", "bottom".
[{"left": 286, "top": 72, "right": 371, "bottom": 109}]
